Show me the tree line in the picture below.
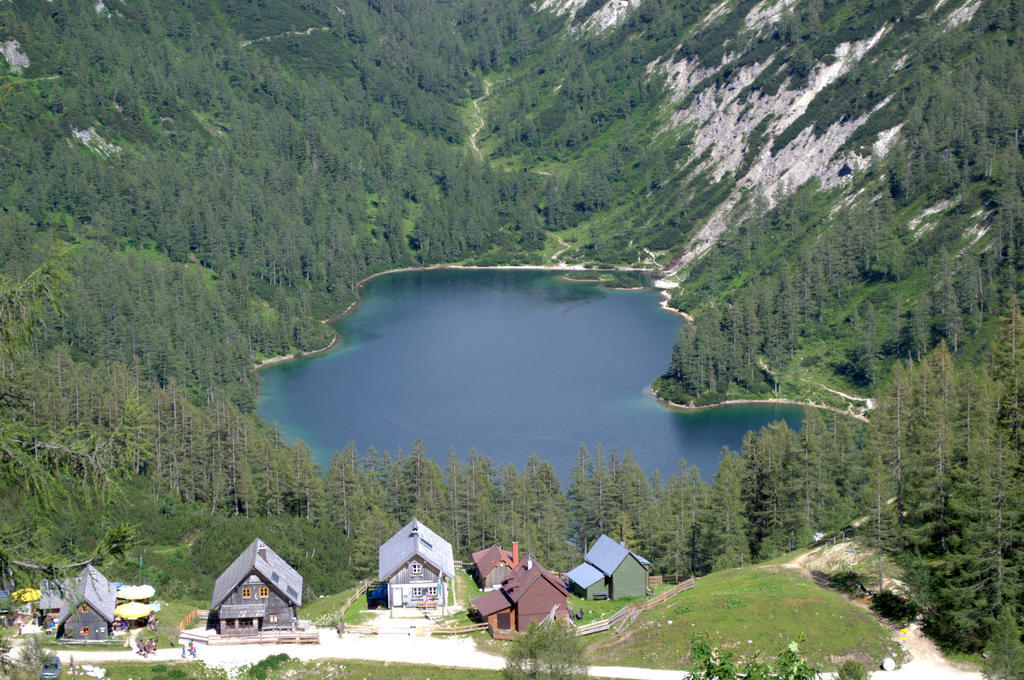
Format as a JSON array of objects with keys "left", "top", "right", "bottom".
[{"left": 2, "top": 300, "right": 1020, "bottom": 654}]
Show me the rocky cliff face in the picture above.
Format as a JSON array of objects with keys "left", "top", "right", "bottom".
[
  {"left": 538, "top": 0, "right": 994, "bottom": 274},
  {"left": 647, "top": 10, "right": 903, "bottom": 270},
  {"left": 539, "top": 0, "right": 643, "bottom": 33}
]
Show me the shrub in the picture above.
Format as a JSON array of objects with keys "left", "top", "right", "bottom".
[
  {"left": 870, "top": 590, "right": 918, "bottom": 627},
  {"left": 247, "top": 654, "right": 291, "bottom": 680},
  {"left": 837, "top": 659, "right": 869, "bottom": 680}
]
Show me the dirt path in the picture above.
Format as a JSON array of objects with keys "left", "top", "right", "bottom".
[
  {"left": 774, "top": 548, "right": 981, "bottom": 680},
  {"left": 240, "top": 26, "right": 329, "bottom": 47},
  {"left": 804, "top": 379, "right": 876, "bottom": 412},
  {"left": 551, "top": 234, "right": 571, "bottom": 263},
  {"left": 469, "top": 79, "right": 491, "bottom": 161}
]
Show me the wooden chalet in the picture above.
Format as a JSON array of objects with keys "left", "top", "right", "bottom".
[
  {"left": 54, "top": 565, "right": 117, "bottom": 641},
  {"left": 209, "top": 538, "right": 303, "bottom": 636},
  {"left": 471, "top": 542, "right": 518, "bottom": 589},
  {"left": 566, "top": 534, "right": 650, "bottom": 600},
  {"left": 471, "top": 554, "right": 569, "bottom": 633},
  {"left": 378, "top": 519, "right": 454, "bottom": 609}
]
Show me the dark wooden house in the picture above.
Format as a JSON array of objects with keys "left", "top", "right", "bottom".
[
  {"left": 471, "top": 555, "right": 569, "bottom": 633},
  {"left": 55, "top": 566, "right": 117, "bottom": 641},
  {"left": 378, "top": 519, "right": 454, "bottom": 609},
  {"left": 566, "top": 534, "right": 650, "bottom": 600},
  {"left": 209, "top": 538, "right": 303, "bottom": 636},
  {"left": 471, "top": 543, "right": 517, "bottom": 590}
]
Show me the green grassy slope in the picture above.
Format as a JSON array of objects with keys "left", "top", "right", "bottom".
[{"left": 586, "top": 567, "right": 895, "bottom": 670}]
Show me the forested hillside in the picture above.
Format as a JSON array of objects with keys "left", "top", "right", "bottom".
[{"left": 1, "top": 0, "right": 1023, "bottom": 664}]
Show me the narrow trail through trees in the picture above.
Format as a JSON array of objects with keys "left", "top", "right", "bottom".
[
  {"left": 551, "top": 234, "right": 571, "bottom": 263},
  {"left": 468, "top": 79, "right": 491, "bottom": 161},
  {"left": 240, "top": 26, "right": 329, "bottom": 47}
]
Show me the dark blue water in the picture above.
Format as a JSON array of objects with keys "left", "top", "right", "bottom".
[{"left": 256, "top": 269, "right": 803, "bottom": 479}]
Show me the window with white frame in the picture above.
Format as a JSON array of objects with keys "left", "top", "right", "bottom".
[
  {"left": 427, "top": 586, "right": 438, "bottom": 598},
  {"left": 410, "top": 562, "right": 422, "bottom": 576},
  {"left": 412, "top": 587, "right": 423, "bottom": 598}
]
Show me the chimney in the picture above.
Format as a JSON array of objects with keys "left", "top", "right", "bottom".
[
  {"left": 512, "top": 541, "right": 519, "bottom": 567},
  {"left": 527, "top": 553, "right": 533, "bottom": 571},
  {"left": 257, "top": 541, "right": 267, "bottom": 561}
]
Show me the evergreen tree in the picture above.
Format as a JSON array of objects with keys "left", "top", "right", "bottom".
[{"left": 983, "top": 608, "right": 1024, "bottom": 680}]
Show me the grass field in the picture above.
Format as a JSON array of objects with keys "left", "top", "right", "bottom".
[
  {"left": 585, "top": 567, "right": 896, "bottom": 671},
  {"left": 297, "top": 586, "right": 354, "bottom": 627},
  {"left": 95, "top": 657, "right": 502, "bottom": 680},
  {"left": 154, "top": 600, "right": 199, "bottom": 636},
  {"left": 568, "top": 583, "right": 674, "bottom": 625}
]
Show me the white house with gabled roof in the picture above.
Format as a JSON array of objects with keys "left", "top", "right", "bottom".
[{"left": 377, "top": 519, "right": 454, "bottom": 609}]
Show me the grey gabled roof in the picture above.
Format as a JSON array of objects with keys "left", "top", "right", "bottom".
[
  {"left": 378, "top": 518, "right": 454, "bottom": 581},
  {"left": 210, "top": 538, "right": 303, "bottom": 610},
  {"left": 566, "top": 562, "right": 605, "bottom": 588},
  {"left": 55, "top": 565, "right": 116, "bottom": 625},
  {"left": 40, "top": 578, "right": 71, "bottom": 611},
  {"left": 585, "top": 534, "right": 649, "bottom": 576}
]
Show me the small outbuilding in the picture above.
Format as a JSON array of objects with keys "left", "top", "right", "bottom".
[
  {"left": 566, "top": 534, "right": 650, "bottom": 600},
  {"left": 0, "top": 590, "right": 16, "bottom": 626},
  {"left": 378, "top": 518, "right": 454, "bottom": 609},
  {"left": 38, "top": 579, "right": 67, "bottom": 627},
  {"left": 209, "top": 538, "right": 303, "bottom": 636},
  {"left": 471, "top": 543, "right": 517, "bottom": 590},
  {"left": 471, "top": 554, "right": 569, "bottom": 633},
  {"left": 55, "top": 565, "right": 117, "bottom": 641}
]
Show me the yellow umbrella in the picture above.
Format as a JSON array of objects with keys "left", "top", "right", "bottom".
[
  {"left": 116, "top": 585, "right": 155, "bottom": 600},
  {"left": 12, "top": 588, "right": 40, "bottom": 603},
  {"left": 114, "top": 601, "right": 152, "bottom": 619}
]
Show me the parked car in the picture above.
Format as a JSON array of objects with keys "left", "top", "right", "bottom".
[{"left": 40, "top": 656, "right": 62, "bottom": 679}]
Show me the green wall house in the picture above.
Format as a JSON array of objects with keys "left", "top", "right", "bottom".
[{"left": 566, "top": 535, "right": 650, "bottom": 600}]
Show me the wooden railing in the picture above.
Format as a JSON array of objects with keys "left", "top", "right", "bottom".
[
  {"left": 433, "top": 622, "right": 488, "bottom": 635},
  {"left": 572, "top": 577, "right": 695, "bottom": 637},
  {"left": 176, "top": 608, "right": 207, "bottom": 633},
  {"left": 205, "top": 630, "right": 320, "bottom": 645},
  {"left": 339, "top": 581, "right": 370, "bottom": 620}
]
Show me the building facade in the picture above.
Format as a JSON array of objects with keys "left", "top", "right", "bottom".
[
  {"left": 54, "top": 566, "right": 117, "bottom": 641},
  {"left": 566, "top": 534, "right": 650, "bottom": 600},
  {"left": 378, "top": 519, "right": 454, "bottom": 608},
  {"left": 209, "top": 539, "right": 303, "bottom": 635}
]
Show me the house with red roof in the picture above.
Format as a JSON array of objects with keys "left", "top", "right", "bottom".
[
  {"left": 470, "top": 554, "right": 569, "bottom": 634},
  {"left": 471, "top": 542, "right": 518, "bottom": 590}
]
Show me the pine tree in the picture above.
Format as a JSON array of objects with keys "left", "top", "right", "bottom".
[
  {"left": 983, "top": 608, "right": 1024, "bottom": 680},
  {"left": 710, "top": 449, "right": 750, "bottom": 570}
]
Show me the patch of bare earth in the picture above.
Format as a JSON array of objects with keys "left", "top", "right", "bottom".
[{"left": 773, "top": 542, "right": 981, "bottom": 679}]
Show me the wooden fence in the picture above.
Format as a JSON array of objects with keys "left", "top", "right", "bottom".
[
  {"left": 336, "top": 579, "right": 371, "bottom": 632},
  {"left": 433, "top": 622, "right": 488, "bottom": 635},
  {"left": 199, "top": 630, "right": 320, "bottom": 645},
  {"left": 176, "top": 608, "right": 207, "bottom": 634},
  {"left": 572, "top": 577, "right": 695, "bottom": 637}
]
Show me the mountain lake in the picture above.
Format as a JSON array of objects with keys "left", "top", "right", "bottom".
[{"left": 256, "top": 268, "right": 804, "bottom": 480}]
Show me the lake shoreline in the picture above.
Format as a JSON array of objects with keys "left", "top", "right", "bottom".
[
  {"left": 254, "top": 262, "right": 661, "bottom": 371},
  {"left": 649, "top": 387, "right": 869, "bottom": 423}
]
